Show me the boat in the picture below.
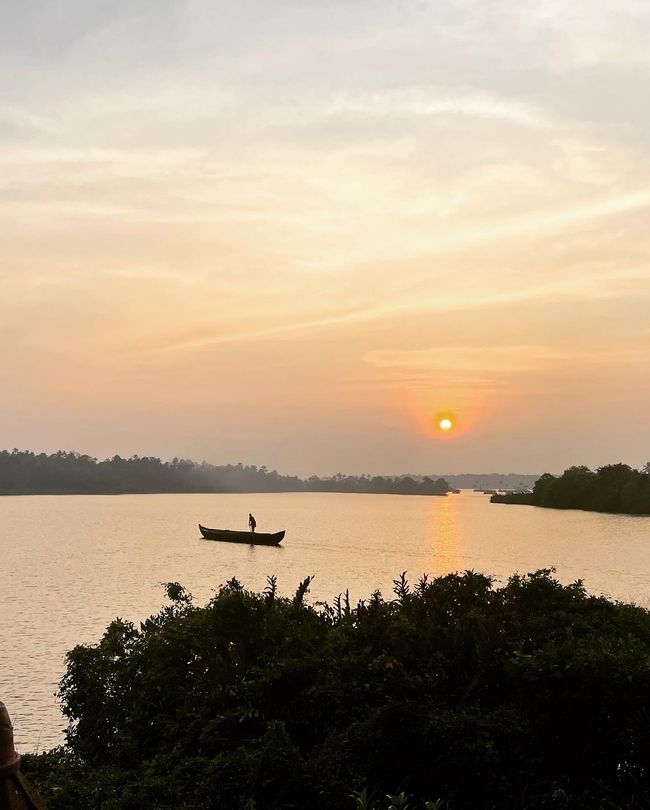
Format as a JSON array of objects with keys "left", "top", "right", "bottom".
[{"left": 199, "top": 525, "right": 285, "bottom": 546}]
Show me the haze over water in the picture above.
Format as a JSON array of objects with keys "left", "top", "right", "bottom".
[{"left": 3, "top": 490, "right": 650, "bottom": 753}]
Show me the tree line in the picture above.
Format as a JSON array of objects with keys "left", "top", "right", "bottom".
[
  {"left": 25, "top": 569, "right": 650, "bottom": 809},
  {"left": 0, "top": 449, "right": 449, "bottom": 496},
  {"left": 491, "top": 463, "right": 650, "bottom": 515}
]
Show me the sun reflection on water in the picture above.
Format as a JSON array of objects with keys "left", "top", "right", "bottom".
[{"left": 427, "top": 494, "right": 463, "bottom": 575}]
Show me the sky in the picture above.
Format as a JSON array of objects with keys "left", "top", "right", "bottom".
[{"left": 1, "top": 0, "right": 650, "bottom": 476}]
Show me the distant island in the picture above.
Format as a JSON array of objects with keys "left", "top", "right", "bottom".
[
  {"left": 491, "top": 463, "right": 650, "bottom": 515},
  {"left": 0, "top": 449, "right": 449, "bottom": 497}
]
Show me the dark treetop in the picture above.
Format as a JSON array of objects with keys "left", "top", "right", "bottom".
[{"left": 491, "top": 463, "right": 650, "bottom": 515}]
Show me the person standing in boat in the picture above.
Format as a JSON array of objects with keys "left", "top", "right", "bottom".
[{"left": 248, "top": 513, "right": 257, "bottom": 534}]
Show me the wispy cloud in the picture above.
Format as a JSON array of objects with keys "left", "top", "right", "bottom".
[
  {"left": 322, "top": 90, "right": 550, "bottom": 129},
  {"left": 0, "top": 104, "right": 61, "bottom": 137},
  {"left": 364, "top": 344, "right": 650, "bottom": 375},
  {"left": 2, "top": 0, "right": 650, "bottom": 473},
  {"left": 164, "top": 269, "right": 649, "bottom": 352}
]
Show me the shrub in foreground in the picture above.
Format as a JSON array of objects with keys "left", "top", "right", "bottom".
[{"left": 24, "top": 570, "right": 650, "bottom": 809}]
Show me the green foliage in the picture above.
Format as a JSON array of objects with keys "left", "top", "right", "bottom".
[
  {"left": 25, "top": 570, "right": 650, "bottom": 809},
  {"left": 492, "top": 463, "right": 650, "bottom": 515},
  {"left": 350, "top": 790, "right": 445, "bottom": 810}
]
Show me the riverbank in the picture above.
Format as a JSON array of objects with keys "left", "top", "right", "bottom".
[{"left": 490, "top": 492, "right": 534, "bottom": 505}]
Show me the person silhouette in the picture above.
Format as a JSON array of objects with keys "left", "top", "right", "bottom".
[{"left": 248, "top": 513, "right": 257, "bottom": 534}]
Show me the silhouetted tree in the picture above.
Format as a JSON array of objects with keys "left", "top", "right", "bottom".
[
  {"left": 0, "top": 449, "right": 449, "bottom": 497},
  {"left": 494, "top": 463, "right": 650, "bottom": 515}
]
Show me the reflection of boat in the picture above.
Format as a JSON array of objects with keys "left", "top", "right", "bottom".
[{"left": 199, "top": 525, "right": 285, "bottom": 546}]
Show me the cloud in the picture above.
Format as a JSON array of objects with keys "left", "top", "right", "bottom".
[
  {"left": 364, "top": 344, "right": 649, "bottom": 375},
  {"left": 163, "top": 268, "right": 650, "bottom": 352},
  {"left": 2, "top": 0, "right": 650, "bottom": 472},
  {"left": 321, "top": 90, "right": 550, "bottom": 129},
  {"left": 0, "top": 104, "right": 61, "bottom": 138}
]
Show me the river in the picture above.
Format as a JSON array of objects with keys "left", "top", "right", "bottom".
[{"left": 2, "top": 490, "right": 650, "bottom": 751}]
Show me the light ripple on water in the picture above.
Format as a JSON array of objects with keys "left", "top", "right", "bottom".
[{"left": 2, "top": 491, "right": 650, "bottom": 751}]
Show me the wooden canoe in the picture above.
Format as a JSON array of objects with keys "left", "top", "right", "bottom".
[{"left": 199, "top": 525, "right": 285, "bottom": 546}]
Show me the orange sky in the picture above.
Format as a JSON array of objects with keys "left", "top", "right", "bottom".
[{"left": 1, "top": 1, "right": 650, "bottom": 475}]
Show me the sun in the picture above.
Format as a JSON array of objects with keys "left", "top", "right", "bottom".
[{"left": 432, "top": 411, "right": 458, "bottom": 436}]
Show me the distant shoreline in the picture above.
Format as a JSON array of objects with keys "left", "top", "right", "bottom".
[
  {"left": 0, "top": 449, "right": 452, "bottom": 498},
  {"left": 0, "top": 488, "right": 452, "bottom": 497}
]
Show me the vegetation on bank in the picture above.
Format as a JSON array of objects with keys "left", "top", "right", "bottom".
[
  {"left": 491, "top": 463, "right": 650, "bottom": 515},
  {"left": 24, "top": 570, "right": 650, "bottom": 809},
  {"left": 0, "top": 449, "right": 448, "bottom": 496},
  {"left": 445, "top": 473, "right": 538, "bottom": 491}
]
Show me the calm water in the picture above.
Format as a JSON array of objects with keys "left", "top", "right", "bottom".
[{"left": 2, "top": 491, "right": 650, "bottom": 751}]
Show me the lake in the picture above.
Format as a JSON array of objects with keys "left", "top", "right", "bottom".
[{"left": 2, "top": 490, "right": 650, "bottom": 752}]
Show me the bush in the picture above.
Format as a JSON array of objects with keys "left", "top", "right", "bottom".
[{"left": 25, "top": 570, "right": 650, "bottom": 809}]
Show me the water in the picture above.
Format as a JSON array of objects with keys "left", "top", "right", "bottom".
[{"left": 2, "top": 491, "right": 650, "bottom": 752}]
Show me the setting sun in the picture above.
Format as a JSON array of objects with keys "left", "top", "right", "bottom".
[{"left": 439, "top": 418, "right": 454, "bottom": 431}]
